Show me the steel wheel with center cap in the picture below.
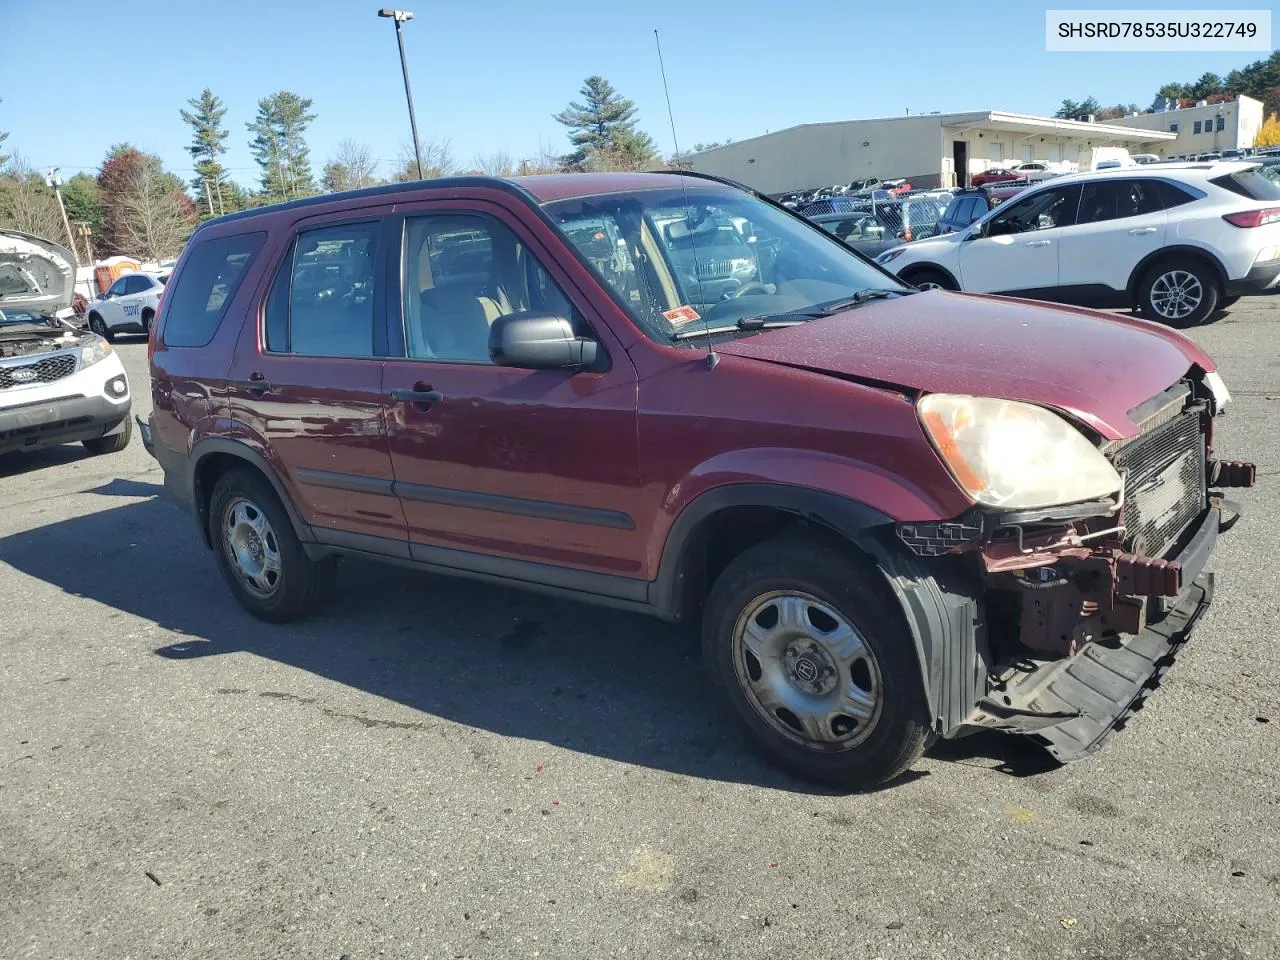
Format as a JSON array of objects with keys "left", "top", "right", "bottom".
[
  {"left": 1137, "top": 258, "right": 1219, "bottom": 328},
  {"left": 208, "top": 467, "right": 336, "bottom": 622},
  {"left": 703, "top": 532, "right": 931, "bottom": 789}
]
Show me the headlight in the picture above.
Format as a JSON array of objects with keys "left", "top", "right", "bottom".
[
  {"left": 876, "top": 247, "right": 906, "bottom": 265},
  {"left": 1204, "top": 370, "right": 1231, "bottom": 413},
  {"left": 80, "top": 335, "right": 114, "bottom": 368},
  {"left": 918, "top": 394, "right": 1121, "bottom": 510},
  {"left": 730, "top": 257, "right": 755, "bottom": 272}
]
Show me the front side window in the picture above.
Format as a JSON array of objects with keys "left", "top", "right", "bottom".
[
  {"left": 106, "top": 278, "right": 128, "bottom": 297},
  {"left": 544, "top": 185, "right": 907, "bottom": 344},
  {"left": 267, "top": 221, "right": 379, "bottom": 356},
  {"left": 400, "top": 214, "right": 582, "bottom": 363},
  {"left": 984, "top": 185, "right": 1079, "bottom": 235},
  {"left": 163, "top": 232, "right": 265, "bottom": 348}
]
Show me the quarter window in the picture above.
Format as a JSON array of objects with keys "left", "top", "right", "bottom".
[
  {"left": 267, "top": 221, "right": 380, "bottom": 356},
  {"left": 400, "top": 214, "right": 583, "bottom": 363},
  {"left": 163, "top": 232, "right": 265, "bottom": 348}
]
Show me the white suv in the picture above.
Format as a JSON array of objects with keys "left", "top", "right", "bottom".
[
  {"left": 876, "top": 162, "right": 1280, "bottom": 327},
  {"left": 86, "top": 271, "right": 168, "bottom": 341}
]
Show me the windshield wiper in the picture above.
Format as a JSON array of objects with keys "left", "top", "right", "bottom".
[{"left": 670, "top": 317, "right": 807, "bottom": 341}]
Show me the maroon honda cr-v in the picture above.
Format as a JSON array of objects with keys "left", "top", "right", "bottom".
[{"left": 141, "top": 171, "right": 1254, "bottom": 788}]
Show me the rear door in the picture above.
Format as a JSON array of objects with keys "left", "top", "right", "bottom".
[
  {"left": 957, "top": 183, "right": 1081, "bottom": 294},
  {"left": 1056, "top": 178, "right": 1171, "bottom": 294},
  {"left": 225, "top": 207, "right": 407, "bottom": 547},
  {"left": 380, "top": 198, "right": 645, "bottom": 580}
]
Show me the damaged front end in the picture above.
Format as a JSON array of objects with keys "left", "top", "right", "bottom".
[{"left": 896, "top": 376, "right": 1254, "bottom": 761}]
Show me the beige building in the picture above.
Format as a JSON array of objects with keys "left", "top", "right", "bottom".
[
  {"left": 684, "top": 110, "right": 1176, "bottom": 195},
  {"left": 1110, "top": 95, "right": 1264, "bottom": 158}
]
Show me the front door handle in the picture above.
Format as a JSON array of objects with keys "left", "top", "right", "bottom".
[
  {"left": 390, "top": 388, "right": 445, "bottom": 404},
  {"left": 230, "top": 378, "right": 272, "bottom": 394},
  {"left": 1128, "top": 227, "right": 1158, "bottom": 235},
  {"left": 1026, "top": 240, "right": 1052, "bottom": 247}
]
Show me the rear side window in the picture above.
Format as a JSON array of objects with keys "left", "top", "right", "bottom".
[
  {"left": 163, "top": 232, "right": 266, "bottom": 347},
  {"left": 265, "top": 220, "right": 380, "bottom": 357},
  {"left": 1210, "top": 169, "right": 1280, "bottom": 201}
]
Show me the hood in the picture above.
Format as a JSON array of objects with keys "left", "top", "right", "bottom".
[
  {"left": 715, "top": 291, "right": 1213, "bottom": 440},
  {"left": 0, "top": 229, "right": 77, "bottom": 318}
]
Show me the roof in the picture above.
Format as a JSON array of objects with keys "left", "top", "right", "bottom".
[
  {"left": 996, "top": 160, "right": 1256, "bottom": 190},
  {"left": 195, "top": 172, "right": 736, "bottom": 232}
]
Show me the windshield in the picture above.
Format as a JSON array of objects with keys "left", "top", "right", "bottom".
[
  {"left": 543, "top": 185, "right": 906, "bottom": 343},
  {"left": 0, "top": 308, "right": 51, "bottom": 327}
]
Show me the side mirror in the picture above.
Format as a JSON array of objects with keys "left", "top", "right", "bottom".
[
  {"left": 964, "top": 223, "right": 984, "bottom": 240},
  {"left": 489, "top": 311, "right": 599, "bottom": 370}
]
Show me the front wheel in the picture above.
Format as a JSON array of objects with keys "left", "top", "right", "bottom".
[
  {"left": 903, "top": 268, "right": 956, "bottom": 292},
  {"left": 88, "top": 313, "right": 115, "bottom": 342},
  {"left": 82, "top": 416, "right": 132, "bottom": 455},
  {"left": 1136, "top": 258, "right": 1219, "bottom": 328},
  {"left": 702, "top": 533, "right": 932, "bottom": 789}
]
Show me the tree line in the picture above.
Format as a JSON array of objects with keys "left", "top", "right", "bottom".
[{"left": 0, "top": 74, "right": 666, "bottom": 260}]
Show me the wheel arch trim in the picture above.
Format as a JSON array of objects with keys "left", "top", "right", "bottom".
[
  {"left": 1127, "top": 245, "right": 1228, "bottom": 301},
  {"left": 189, "top": 436, "right": 314, "bottom": 548}
]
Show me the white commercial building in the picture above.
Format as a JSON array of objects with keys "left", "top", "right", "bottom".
[
  {"left": 1109, "top": 95, "right": 1264, "bottom": 158},
  {"left": 684, "top": 110, "right": 1177, "bottom": 195}
]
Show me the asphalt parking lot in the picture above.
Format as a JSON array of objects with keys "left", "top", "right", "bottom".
[{"left": 2, "top": 299, "right": 1278, "bottom": 960}]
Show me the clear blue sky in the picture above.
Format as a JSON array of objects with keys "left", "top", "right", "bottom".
[{"left": 0, "top": 0, "right": 1266, "bottom": 189}]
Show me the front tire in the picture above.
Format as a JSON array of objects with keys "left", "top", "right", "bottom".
[
  {"left": 903, "top": 267, "right": 956, "bottom": 292},
  {"left": 208, "top": 468, "right": 336, "bottom": 622},
  {"left": 88, "top": 313, "right": 115, "bottom": 342},
  {"left": 82, "top": 416, "right": 132, "bottom": 455},
  {"left": 1136, "top": 258, "right": 1219, "bottom": 328},
  {"left": 141, "top": 308, "right": 154, "bottom": 333},
  {"left": 702, "top": 533, "right": 932, "bottom": 789}
]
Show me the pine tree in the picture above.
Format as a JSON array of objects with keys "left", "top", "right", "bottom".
[
  {"left": 247, "top": 91, "right": 317, "bottom": 202},
  {"left": 553, "top": 76, "right": 659, "bottom": 171},
  {"left": 180, "top": 89, "right": 231, "bottom": 217}
]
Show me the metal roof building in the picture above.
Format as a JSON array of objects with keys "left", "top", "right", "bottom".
[{"left": 683, "top": 110, "right": 1178, "bottom": 194}]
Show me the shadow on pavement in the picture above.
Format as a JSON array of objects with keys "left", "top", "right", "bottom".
[
  {"left": 0, "top": 486, "right": 1052, "bottom": 793},
  {"left": 0, "top": 443, "right": 94, "bottom": 478}
]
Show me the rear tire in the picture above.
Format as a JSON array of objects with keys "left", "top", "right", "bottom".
[
  {"left": 1136, "top": 258, "right": 1219, "bottom": 328},
  {"left": 701, "top": 532, "right": 932, "bottom": 790},
  {"left": 82, "top": 416, "right": 132, "bottom": 455},
  {"left": 208, "top": 467, "right": 336, "bottom": 622},
  {"left": 903, "top": 268, "right": 956, "bottom": 292}
]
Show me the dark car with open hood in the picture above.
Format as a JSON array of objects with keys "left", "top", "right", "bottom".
[{"left": 141, "top": 171, "right": 1254, "bottom": 789}]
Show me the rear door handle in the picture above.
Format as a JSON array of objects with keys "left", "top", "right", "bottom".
[
  {"left": 1026, "top": 240, "right": 1052, "bottom": 247},
  {"left": 230, "top": 378, "right": 272, "bottom": 394},
  {"left": 1128, "top": 227, "right": 1158, "bottom": 235},
  {"left": 390, "top": 389, "right": 445, "bottom": 404}
]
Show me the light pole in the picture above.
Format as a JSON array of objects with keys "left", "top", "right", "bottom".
[
  {"left": 378, "top": 8, "right": 424, "bottom": 180},
  {"left": 44, "top": 168, "right": 80, "bottom": 268}
]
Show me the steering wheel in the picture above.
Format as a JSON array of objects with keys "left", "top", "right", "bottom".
[{"left": 727, "top": 282, "right": 774, "bottom": 299}]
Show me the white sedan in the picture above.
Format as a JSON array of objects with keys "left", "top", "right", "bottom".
[{"left": 86, "top": 271, "right": 168, "bottom": 341}]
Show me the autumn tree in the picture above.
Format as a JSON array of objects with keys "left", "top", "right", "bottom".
[
  {"left": 180, "top": 88, "right": 232, "bottom": 217},
  {"left": 321, "top": 139, "right": 379, "bottom": 192},
  {"left": 553, "top": 76, "right": 660, "bottom": 171},
  {"left": 1256, "top": 114, "right": 1280, "bottom": 149},
  {"left": 247, "top": 91, "right": 317, "bottom": 201},
  {"left": 97, "top": 145, "right": 195, "bottom": 257}
]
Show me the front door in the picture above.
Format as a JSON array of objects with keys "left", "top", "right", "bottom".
[
  {"left": 226, "top": 209, "right": 406, "bottom": 546},
  {"left": 380, "top": 205, "right": 645, "bottom": 580},
  {"left": 957, "top": 183, "right": 1081, "bottom": 294}
]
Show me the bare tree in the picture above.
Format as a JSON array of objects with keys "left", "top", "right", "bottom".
[
  {"left": 0, "top": 155, "right": 66, "bottom": 241},
  {"left": 322, "top": 139, "right": 379, "bottom": 192},
  {"left": 390, "top": 137, "right": 456, "bottom": 182},
  {"left": 119, "top": 164, "right": 194, "bottom": 261},
  {"left": 472, "top": 149, "right": 515, "bottom": 177}
]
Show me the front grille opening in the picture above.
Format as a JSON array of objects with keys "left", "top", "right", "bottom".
[
  {"left": 1110, "top": 407, "right": 1207, "bottom": 560},
  {"left": 0, "top": 353, "right": 78, "bottom": 390}
]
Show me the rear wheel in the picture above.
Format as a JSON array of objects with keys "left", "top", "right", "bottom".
[
  {"left": 903, "top": 268, "right": 956, "bottom": 292},
  {"left": 209, "top": 468, "right": 336, "bottom": 622},
  {"left": 702, "top": 533, "right": 932, "bottom": 789},
  {"left": 1136, "top": 258, "right": 1219, "bottom": 328},
  {"left": 88, "top": 313, "right": 114, "bottom": 342},
  {"left": 82, "top": 416, "right": 132, "bottom": 455}
]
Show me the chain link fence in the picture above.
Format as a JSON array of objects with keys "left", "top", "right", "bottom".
[{"left": 797, "top": 194, "right": 953, "bottom": 241}]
